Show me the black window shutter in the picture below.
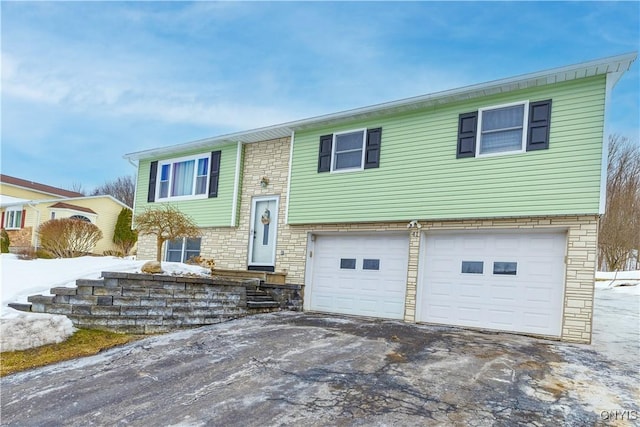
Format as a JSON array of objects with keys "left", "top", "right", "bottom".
[
  {"left": 147, "top": 161, "right": 158, "bottom": 202},
  {"left": 364, "top": 128, "right": 382, "bottom": 169},
  {"left": 457, "top": 112, "right": 477, "bottom": 158},
  {"left": 318, "top": 134, "right": 333, "bottom": 172},
  {"left": 527, "top": 99, "right": 552, "bottom": 151},
  {"left": 209, "top": 151, "right": 221, "bottom": 198}
]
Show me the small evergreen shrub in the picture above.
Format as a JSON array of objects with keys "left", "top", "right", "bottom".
[
  {"left": 113, "top": 208, "right": 137, "bottom": 256},
  {"left": 0, "top": 229, "right": 9, "bottom": 253}
]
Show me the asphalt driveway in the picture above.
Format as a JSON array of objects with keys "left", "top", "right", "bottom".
[{"left": 2, "top": 311, "right": 638, "bottom": 426}]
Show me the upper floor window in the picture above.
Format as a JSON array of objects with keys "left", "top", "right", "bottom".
[
  {"left": 456, "top": 100, "right": 552, "bottom": 159},
  {"left": 159, "top": 155, "right": 209, "bottom": 199},
  {"left": 4, "top": 207, "right": 23, "bottom": 230},
  {"left": 147, "top": 151, "right": 221, "bottom": 203},
  {"left": 318, "top": 128, "right": 382, "bottom": 173},
  {"left": 333, "top": 129, "right": 366, "bottom": 171},
  {"left": 477, "top": 102, "right": 527, "bottom": 156}
]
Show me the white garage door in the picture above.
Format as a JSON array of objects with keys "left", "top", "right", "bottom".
[
  {"left": 418, "top": 231, "right": 566, "bottom": 336},
  {"left": 309, "top": 234, "right": 409, "bottom": 319}
]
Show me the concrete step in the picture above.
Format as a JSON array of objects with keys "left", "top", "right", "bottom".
[
  {"left": 8, "top": 303, "right": 32, "bottom": 312},
  {"left": 27, "top": 295, "right": 54, "bottom": 304},
  {"left": 247, "top": 301, "right": 280, "bottom": 309}
]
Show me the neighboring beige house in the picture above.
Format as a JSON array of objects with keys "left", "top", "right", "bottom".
[{"left": 0, "top": 174, "right": 131, "bottom": 255}]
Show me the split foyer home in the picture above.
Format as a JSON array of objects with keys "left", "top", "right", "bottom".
[
  {"left": 125, "top": 53, "right": 637, "bottom": 344},
  {"left": 0, "top": 174, "right": 131, "bottom": 255}
]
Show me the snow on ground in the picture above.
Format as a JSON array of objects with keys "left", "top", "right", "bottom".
[
  {"left": 0, "top": 254, "right": 210, "bottom": 352},
  {"left": 1, "top": 253, "right": 638, "bottom": 362}
]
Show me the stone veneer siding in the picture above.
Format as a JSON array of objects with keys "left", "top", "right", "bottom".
[
  {"left": 135, "top": 136, "right": 597, "bottom": 344},
  {"left": 6, "top": 227, "right": 32, "bottom": 252}
]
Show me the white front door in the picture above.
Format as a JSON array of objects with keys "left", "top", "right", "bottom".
[{"left": 248, "top": 196, "right": 279, "bottom": 268}]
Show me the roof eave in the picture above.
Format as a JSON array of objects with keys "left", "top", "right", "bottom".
[{"left": 123, "top": 52, "right": 637, "bottom": 162}]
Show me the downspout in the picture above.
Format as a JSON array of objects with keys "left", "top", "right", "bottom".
[
  {"left": 26, "top": 201, "right": 41, "bottom": 251},
  {"left": 285, "top": 130, "right": 295, "bottom": 224}
]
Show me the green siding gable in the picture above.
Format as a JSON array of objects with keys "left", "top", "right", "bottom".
[
  {"left": 288, "top": 76, "right": 606, "bottom": 224},
  {"left": 134, "top": 143, "right": 239, "bottom": 227}
]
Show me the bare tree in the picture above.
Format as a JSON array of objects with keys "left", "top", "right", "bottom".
[
  {"left": 134, "top": 205, "right": 199, "bottom": 262},
  {"left": 69, "top": 182, "right": 86, "bottom": 195},
  {"left": 92, "top": 175, "right": 136, "bottom": 207},
  {"left": 598, "top": 135, "right": 640, "bottom": 271}
]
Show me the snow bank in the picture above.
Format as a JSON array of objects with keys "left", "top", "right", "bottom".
[
  {"left": 0, "top": 255, "right": 211, "bottom": 352},
  {"left": 595, "top": 270, "right": 640, "bottom": 280},
  {"left": 1, "top": 313, "right": 75, "bottom": 352},
  {"left": 594, "top": 270, "right": 640, "bottom": 295}
]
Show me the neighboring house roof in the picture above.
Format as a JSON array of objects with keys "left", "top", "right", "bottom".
[
  {"left": 49, "top": 202, "right": 97, "bottom": 215},
  {"left": 0, "top": 194, "right": 130, "bottom": 210},
  {"left": 123, "top": 52, "right": 637, "bottom": 161},
  {"left": 0, "top": 195, "right": 30, "bottom": 207},
  {"left": 0, "top": 174, "right": 84, "bottom": 198}
]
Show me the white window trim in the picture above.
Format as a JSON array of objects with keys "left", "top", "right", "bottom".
[
  {"left": 49, "top": 208, "right": 98, "bottom": 223},
  {"left": 164, "top": 237, "right": 201, "bottom": 263},
  {"left": 476, "top": 100, "right": 529, "bottom": 158},
  {"left": 4, "top": 206, "right": 23, "bottom": 230},
  {"left": 156, "top": 153, "right": 210, "bottom": 201},
  {"left": 330, "top": 128, "right": 367, "bottom": 173}
]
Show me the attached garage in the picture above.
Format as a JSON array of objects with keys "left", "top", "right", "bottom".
[
  {"left": 418, "top": 230, "right": 567, "bottom": 337},
  {"left": 308, "top": 233, "right": 409, "bottom": 320}
]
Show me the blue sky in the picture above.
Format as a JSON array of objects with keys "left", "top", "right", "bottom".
[{"left": 1, "top": 1, "right": 638, "bottom": 192}]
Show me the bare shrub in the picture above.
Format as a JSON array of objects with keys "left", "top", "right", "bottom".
[
  {"left": 38, "top": 219, "right": 103, "bottom": 258},
  {"left": 16, "top": 248, "right": 36, "bottom": 260}
]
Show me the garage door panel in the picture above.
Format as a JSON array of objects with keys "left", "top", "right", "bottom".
[
  {"left": 420, "top": 231, "right": 566, "bottom": 337},
  {"left": 310, "top": 234, "right": 409, "bottom": 320},
  {"left": 459, "top": 283, "right": 484, "bottom": 299},
  {"left": 335, "top": 296, "right": 356, "bottom": 310},
  {"left": 488, "top": 309, "right": 517, "bottom": 326},
  {"left": 462, "top": 237, "right": 487, "bottom": 250},
  {"left": 458, "top": 306, "right": 483, "bottom": 322}
]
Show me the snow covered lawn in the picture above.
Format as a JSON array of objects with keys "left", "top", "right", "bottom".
[
  {"left": 0, "top": 254, "right": 209, "bottom": 352},
  {"left": 1, "top": 253, "right": 639, "bottom": 363}
]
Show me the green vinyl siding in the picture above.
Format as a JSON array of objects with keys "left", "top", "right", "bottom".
[
  {"left": 288, "top": 76, "right": 606, "bottom": 224},
  {"left": 134, "top": 143, "right": 239, "bottom": 227}
]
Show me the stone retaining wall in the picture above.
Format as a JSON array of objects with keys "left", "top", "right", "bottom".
[{"left": 27, "top": 272, "right": 295, "bottom": 334}]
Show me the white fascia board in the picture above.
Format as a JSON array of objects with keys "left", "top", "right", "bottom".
[{"left": 123, "top": 52, "right": 637, "bottom": 162}]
